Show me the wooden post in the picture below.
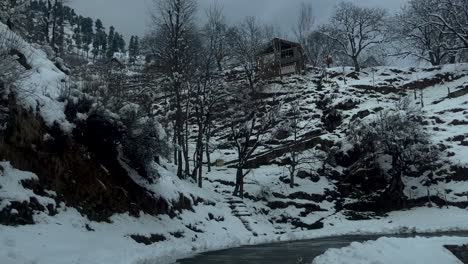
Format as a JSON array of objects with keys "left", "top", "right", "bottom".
[{"left": 420, "top": 89, "right": 424, "bottom": 108}]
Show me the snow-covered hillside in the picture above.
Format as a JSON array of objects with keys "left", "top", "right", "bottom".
[{"left": 3, "top": 18, "right": 468, "bottom": 264}]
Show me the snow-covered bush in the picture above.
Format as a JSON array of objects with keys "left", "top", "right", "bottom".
[
  {"left": 0, "top": 28, "right": 24, "bottom": 89},
  {"left": 257, "top": 181, "right": 273, "bottom": 199},
  {"left": 349, "top": 97, "right": 439, "bottom": 205},
  {"left": 120, "top": 104, "right": 171, "bottom": 181}
]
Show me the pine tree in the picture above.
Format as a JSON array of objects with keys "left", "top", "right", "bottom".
[
  {"left": 134, "top": 36, "right": 139, "bottom": 56},
  {"left": 129, "top": 36, "right": 135, "bottom": 55},
  {"left": 73, "top": 26, "right": 82, "bottom": 55},
  {"left": 92, "top": 19, "right": 107, "bottom": 60},
  {"left": 80, "top": 17, "right": 94, "bottom": 57},
  {"left": 129, "top": 35, "right": 140, "bottom": 63},
  {"left": 106, "top": 26, "right": 115, "bottom": 58},
  {"left": 116, "top": 33, "right": 126, "bottom": 52}
]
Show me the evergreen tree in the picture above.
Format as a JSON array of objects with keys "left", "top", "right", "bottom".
[
  {"left": 92, "top": 19, "right": 107, "bottom": 59},
  {"left": 129, "top": 35, "right": 140, "bottom": 62},
  {"left": 73, "top": 26, "right": 82, "bottom": 54},
  {"left": 129, "top": 36, "right": 135, "bottom": 55},
  {"left": 106, "top": 26, "right": 115, "bottom": 58},
  {"left": 80, "top": 17, "right": 94, "bottom": 57},
  {"left": 134, "top": 36, "right": 139, "bottom": 56},
  {"left": 116, "top": 33, "right": 126, "bottom": 52}
]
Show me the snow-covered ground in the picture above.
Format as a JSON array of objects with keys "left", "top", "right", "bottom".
[
  {"left": 3, "top": 162, "right": 468, "bottom": 264},
  {"left": 313, "top": 236, "right": 468, "bottom": 264}
]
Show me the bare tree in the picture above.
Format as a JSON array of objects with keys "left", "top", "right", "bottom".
[
  {"left": 428, "top": 0, "right": 468, "bottom": 52},
  {"left": 293, "top": 1, "right": 315, "bottom": 65},
  {"left": 389, "top": 0, "right": 454, "bottom": 65},
  {"left": 280, "top": 104, "right": 318, "bottom": 188},
  {"left": 190, "top": 31, "right": 226, "bottom": 187},
  {"left": 305, "top": 29, "right": 340, "bottom": 67},
  {"left": 322, "top": 1, "right": 386, "bottom": 72},
  {"left": 149, "top": 0, "right": 198, "bottom": 178},
  {"left": 204, "top": 2, "right": 228, "bottom": 71},
  {"left": 229, "top": 88, "right": 278, "bottom": 198},
  {"left": 227, "top": 16, "right": 265, "bottom": 93}
]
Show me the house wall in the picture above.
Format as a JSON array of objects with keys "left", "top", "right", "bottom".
[{"left": 258, "top": 46, "right": 305, "bottom": 79}]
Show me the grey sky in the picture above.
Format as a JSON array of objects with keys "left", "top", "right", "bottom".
[{"left": 70, "top": 0, "right": 409, "bottom": 40}]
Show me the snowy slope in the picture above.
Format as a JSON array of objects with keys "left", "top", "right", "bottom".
[{"left": 0, "top": 22, "right": 72, "bottom": 132}]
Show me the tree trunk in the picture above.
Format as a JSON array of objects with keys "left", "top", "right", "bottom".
[
  {"left": 216, "top": 59, "right": 222, "bottom": 72},
  {"left": 177, "top": 150, "right": 183, "bottom": 179},
  {"left": 205, "top": 138, "right": 211, "bottom": 172},
  {"left": 195, "top": 123, "right": 204, "bottom": 186},
  {"left": 290, "top": 165, "right": 295, "bottom": 189},
  {"left": 386, "top": 170, "right": 405, "bottom": 208},
  {"left": 198, "top": 155, "right": 203, "bottom": 188},
  {"left": 239, "top": 175, "right": 244, "bottom": 199},
  {"left": 352, "top": 56, "right": 360, "bottom": 72},
  {"left": 233, "top": 167, "right": 243, "bottom": 197}
]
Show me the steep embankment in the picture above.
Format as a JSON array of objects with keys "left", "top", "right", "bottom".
[{"left": 0, "top": 22, "right": 197, "bottom": 223}]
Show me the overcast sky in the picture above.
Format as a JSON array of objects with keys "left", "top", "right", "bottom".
[{"left": 70, "top": 0, "right": 409, "bottom": 40}]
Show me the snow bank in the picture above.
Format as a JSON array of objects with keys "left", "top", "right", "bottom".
[
  {"left": 0, "top": 162, "right": 55, "bottom": 211},
  {"left": 312, "top": 236, "right": 468, "bottom": 264}
]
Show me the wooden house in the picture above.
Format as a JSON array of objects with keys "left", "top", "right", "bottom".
[
  {"left": 105, "top": 57, "right": 126, "bottom": 70},
  {"left": 257, "top": 38, "right": 306, "bottom": 78}
]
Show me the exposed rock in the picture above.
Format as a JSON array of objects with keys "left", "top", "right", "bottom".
[
  {"left": 9, "top": 49, "right": 32, "bottom": 70},
  {"left": 322, "top": 109, "right": 342, "bottom": 131}
]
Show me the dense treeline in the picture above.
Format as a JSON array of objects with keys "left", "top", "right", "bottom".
[{"left": 0, "top": 0, "right": 136, "bottom": 60}]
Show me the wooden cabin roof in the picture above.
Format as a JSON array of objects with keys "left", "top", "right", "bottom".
[{"left": 258, "top": 38, "right": 302, "bottom": 56}]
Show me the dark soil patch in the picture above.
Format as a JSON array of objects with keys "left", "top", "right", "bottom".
[
  {"left": 449, "top": 166, "right": 468, "bottom": 181},
  {"left": 402, "top": 73, "right": 464, "bottom": 90},
  {"left": 170, "top": 231, "right": 184, "bottom": 238},
  {"left": 267, "top": 200, "right": 324, "bottom": 212},
  {"left": 445, "top": 245, "right": 468, "bottom": 264},
  {"left": 352, "top": 85, "right": 400, "bottom": 94},
  {"left": 450, "top": 87, "right": 468, "bottom": 99},
  {"left": 130, "top": 234, "right": 167, "bottom": 245},
  {"left": 291, "top": 219, "right": 324, "bottom": 230},
  {"left": 213, "top": 179, "right": 236, "bottom": 187},
  {"left": 450, "top": 119, "right": 468, "bottom": 126},
  {"left": 185, "top": 224, "right": 204, "bottom": 233}
]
